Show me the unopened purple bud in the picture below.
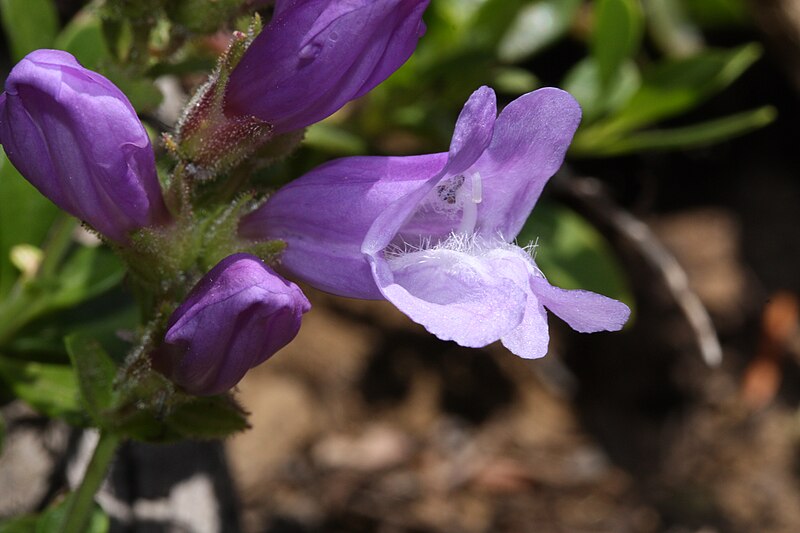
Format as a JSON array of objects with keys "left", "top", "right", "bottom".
[
  {"left": 224, "top": 0, "right": 429, "bottom": 134},
  {"left": 0, "top": 50, "right": 169, "bottom": 243},
  {"left": 155, "top": 253, "right": 310, "bottom": 396}
]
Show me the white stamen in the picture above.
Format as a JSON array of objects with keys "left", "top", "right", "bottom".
[
  {"left": 456, "top": 171, "right": 482, "bottom": 234},
  {"left": 471, "top": 171, "right": 482, "bottom": 203}
]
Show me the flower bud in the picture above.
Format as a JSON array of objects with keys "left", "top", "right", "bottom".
[
  {"left": 0, "top": 50, "right": 169, "bottom": 243},
  {"left": 224, "top": 0, "right": 429, "bottom": 134},
  {"left": 154, "top": 254, "right": 310, "bottom": 396}
]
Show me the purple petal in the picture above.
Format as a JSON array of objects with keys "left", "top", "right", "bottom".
[
  {"left": 160, "top": 254, "right": 310, "bottom": 395},
  {"left": 225, "top": 0, "right": 429, "bottom": 133},
  {"left": 363, "top": 87, "right": 498, "bottom": 255},
  {"left": 473, "top": 88, "right": 581, "bottom": 239},
  {"left": 240, "top": 154, "right": 447, "bottom": 299},
  {"left": 530, "top": 276, "right": 630, "bottom": 333},
  {"left": 445, "top": 85, "right": 497, "bottom": 176},
  {"left": 0, "top": 50, "right": 168, "bottom": 243}
]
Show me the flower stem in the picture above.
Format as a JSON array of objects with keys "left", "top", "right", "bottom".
[{"left": 60, "top": 431, "right": 121, "bottom": 533}]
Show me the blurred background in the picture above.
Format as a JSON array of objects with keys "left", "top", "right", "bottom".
[{"left": 1, "top": 0, "right": 800, "bottom": 532}]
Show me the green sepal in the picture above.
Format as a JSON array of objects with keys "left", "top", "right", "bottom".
[
  {"left": 173, "top": 17, "right": 274, "bottom": 174},
  {"left": 164, "top": 395, "right": 250, "bottom": 439}
]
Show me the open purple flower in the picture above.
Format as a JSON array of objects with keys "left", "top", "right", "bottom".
[
  {"left": 154, "top": 254, "right": 310, "bottom": 396},
  {"left": 224, "top": 0, "right": 429, "bottom": 134},
  {"left": 0, "top": 49, "right": 169, "bottom": 243},
  {"left": 241, "top": 87, "right": 630, "bottom": 358}
]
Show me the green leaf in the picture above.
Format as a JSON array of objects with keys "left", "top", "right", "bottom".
[
  {"left": 0, "top": 0, "right": 59, "bottom": 61},
  {"left": 682, "top": 0, "right": 748, "bottom": 28},
  {"left": 305, "top": 123, "right": 367, "bottom": 156},
  {"left": 65, "top": 334, "right": 118, "bottom": 424},
  {"left": 575, "top": 106, "right": 776, "bottom": 156},
  {"left": 165, "top": 395, "right": 250, "bottom": 439},
  {"left": 600, "top": 43, "right": 761, "bottom": 134},
  {"left": 591, "top": 0, "right": 644, "bottom": 90},
  {"left": 562, "top": 58, "right": 640, "bottom": 123},
  {"left": 0, "top": 150, "right": 60, "bottom": 298},
  {"left": 492, "top": 67, "right": 540, "bottom": 95},
  {"left": 642, "top": 0, "right": 703, "bottom": 57},
  {"left": 36, "top": 499, "right": 109, "bottom": 533},
  {"left": 102, "top": 63, "right": 163, "bottom": 112},
  {"left": 468, "top": 0, "right": 529, "bottom": 50},
  {"left": 517, "top": 202, "right": 634, "bottom": 308},
  {"left": 7, "top": 290, "right": 137, "bottom": 359},
  {"left": 497, "top": 0, "right": 581, "bottom": 62},
  {"left": 50, "top": 247, "right": 126, "bottom": 310},
  {"left": 54, "top": 9, "right": 111, "bottom": 70},
  {"left": 0, "top": 356, "right": 83, "bottom": 423}
]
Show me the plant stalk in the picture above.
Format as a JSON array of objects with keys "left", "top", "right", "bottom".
[{"left": 60, "top": 431, "right": 121, "bottom": 533}]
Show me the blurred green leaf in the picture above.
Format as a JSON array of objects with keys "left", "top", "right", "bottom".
[
  {"left": 642, "top": 0, "right": 703, "bottom": 57},
  {"left": 563, "top": 58, "right": 640, "bottom": 122},
  {"left": 0, "top": 356, "right": 83, "bottom": 423},
  {"left": 591, "top": 0, "right": 644, "bottom": 90},
  {"left": 8, "top": 289, "right": 137, "bottom": 359},
  {"left": 682, "top": 0, "right": 748, "bottom": 28},
  {"left": 305, "top": 123, "right": 367, "bottom": 156},
  {"left": 0, "top": 151, "right": 60, "bottom": 299},
  {"left": 599, "top": 43, "right": 761, "bottom": 134},
  {"left": 55, "top": 9, "right": 111, "bottom": 70},
  {"left": 498, "top": 0, "right": 581, "bottom": 62},
  {"left": 575, "top": 105, "right": 776, "bottom": 156},
  {"left": 468, "top": 0, "right": 529, "bottom": 49},
  {"left": 65, "top": 334, "right": 118, "bottom": 424},
  {"left": 517, "top": 202, "right": 633, "bottom": 308},
  {"left": 0, "top": 515, "right": 38, "bottom": 533},
  {"left": 50, "top": 247, "right": 125, "bottom": 310},
  {"left": 492, "top": 66, "right": 540, "bottom": 95},
  {"left": 0, "top": 0, "right": 59, "bottom": 61},
  {"left": 102, "top": 63, "right": 163, "bottom": 112}
]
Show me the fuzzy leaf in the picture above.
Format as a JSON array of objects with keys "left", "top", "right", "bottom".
[{"left": 65, "top": 334, "right": 118, "bottom": 424}]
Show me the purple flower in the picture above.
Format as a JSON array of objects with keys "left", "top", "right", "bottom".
[
  {"left": 241, "top": 87, "right": 630, "bottom": 358},
  {"left": 154, "top": 253, "right": 310, "bottom": 396},
  {"left": 0, "top": 50, "right": 169, "bottom": 243},
  {"left": 224, "top": 0, "right": 429, "bottom": 134}
]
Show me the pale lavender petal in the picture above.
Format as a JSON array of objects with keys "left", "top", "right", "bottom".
[
  {"left": 369, "top": 247, "right": 527, "bottom": 347},
  {"left": 530, "top": 276, "right": 630, "bottom": 333},
  {"left": 500, "top": 293, "right": 549, "bottom": 359},
  {"left": 473, "top": 88, "right": 581, "bottom": 239}
]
